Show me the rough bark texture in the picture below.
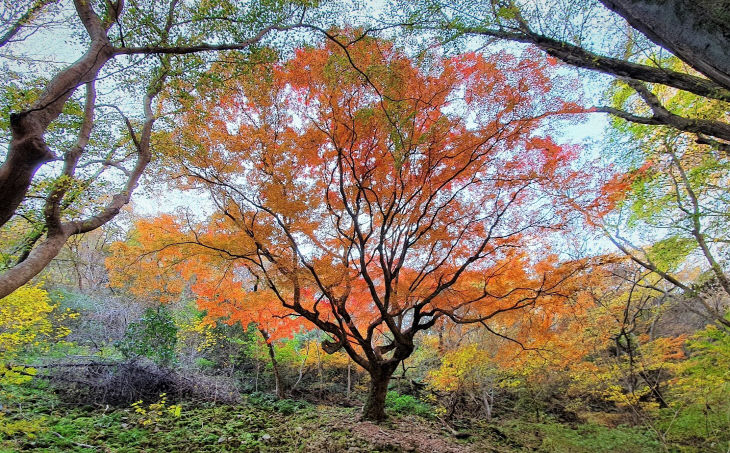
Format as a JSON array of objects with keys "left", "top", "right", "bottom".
[
  {"left": 362, "top": 369, "right": 393, "bottom": 422},
  {"left": 0, "top": 1, "right": 114, "bottom": 228},
  {"left": 0, "top": 116, "right": 54, "bottom": 226},
  {"left": 599, "top": 0, "right": 730, "bottom": 90},
  {"left": 0, "top": 230, "right": 70, "bottom": 298},
  {"left": 518, "top": 31, "right": 730, "bottom": 102}
]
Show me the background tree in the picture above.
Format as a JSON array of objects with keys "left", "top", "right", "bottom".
[
  {"left": 400, "top": 0, "right": 730, "bottom": 151},
  {"left": 579, "top": 62, "right": 730, "bottom": 329},
  {"left": 0, "top": 0, "right": 324, "bottom": 298}
]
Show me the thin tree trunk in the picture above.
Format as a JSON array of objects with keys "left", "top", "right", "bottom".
[
  {"left": 290, "top": 342, "right": 309, "bottom": 395},
  {"left": 482, "top": 386, "right": 494, "bottom": 421},
  {"left": 437, "top": 322, "right": 445, "bottom": 353},
  {"left": 259, "top": 328, "right": 285, "bottom": 399},
  {"left": 267, "top": 341, "right": 285, "bottom": 399},
  {"left": 346, "top": 359, "right": 352, "bottom": 398},
  {"left": 315, "top": 340, "right": 323, "bottom": 399}
]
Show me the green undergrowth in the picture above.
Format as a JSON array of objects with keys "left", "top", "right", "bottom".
[
  {"left": 0, "top": 382, "right": 379, "bottom": 452},
  {"left": 468, "top": 418, "right": 663, "bottom": 453},
  {"left": 385, "top": 391, "right": 433, "bottom": 418},
  {"left": 1, "top": 381, "right": 714, "bottom": 452}
]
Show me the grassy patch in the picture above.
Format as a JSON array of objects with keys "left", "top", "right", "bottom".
[
  {"left": 469, "top": 418, "right": 662, "bottom": 453},
  {"left": 385, "top": 391, "right": 433, "bottom": 418}
]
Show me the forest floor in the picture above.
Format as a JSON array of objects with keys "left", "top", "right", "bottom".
[{"left": 0, "top": 381, "right": 668, "bottom": 452}]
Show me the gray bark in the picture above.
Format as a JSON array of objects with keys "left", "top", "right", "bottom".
[{"left": 600, "top": 0, "right": 730, "bottom": 90}]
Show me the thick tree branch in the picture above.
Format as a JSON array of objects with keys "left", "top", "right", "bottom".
[
  {"left": 113, "top": 23, "right": 301, "bottom": 56},
  {"left": 593, "top": 79, "right": 730, "bottom": 144},
  {"left": 458, "top": 26, "right": 730, "bottom": 103},
  {"left": 599, "top": 0, "right": 730, "bottom": 91}
]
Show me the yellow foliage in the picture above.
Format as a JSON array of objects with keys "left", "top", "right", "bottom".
[
  {"left": 177, "top": 316, "right": 221, "bottom": 352},
  {"left": 130, "top": 393, "right": 182, "bottom": 426},
  {"left": 428, "top": 343, "right": 496, "bottom": 393},
  {"left": 0, "top": 284, "right": 73, "bottom": 388},
  {"left": 0, "top": 413, "right": 46, "bottom": 438},
  {"left": 0, "top": 284, "right": 75, "bottom": 437},
  {"left": 0, "top": 284, "right": 54, "bottom": 354},
  {"left": 290, "top": 339, "right": 351, "bottom": 369}
]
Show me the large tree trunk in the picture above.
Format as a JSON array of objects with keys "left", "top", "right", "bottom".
[
  {"left": 600, "top": 0, "right": 730, "bottom": 90},
  {"left": 0, "top": 23, "right": 114, "bottom": 229},
  {"left": 0, "top": 230, "right": 69, "bottom": 298},
  {"left": 362, "top": 368, "right": 394, "bottom": 422},
  {"left": 0, "top": 119, "right": 54, "bottom": 227}
]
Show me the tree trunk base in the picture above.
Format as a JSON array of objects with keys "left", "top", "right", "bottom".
[{"left": 361, "top": 372, "right": 390, "bottom": 422}]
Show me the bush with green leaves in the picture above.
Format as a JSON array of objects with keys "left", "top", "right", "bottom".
[
  {"left": 116, "top": 306, "right": 178, "bottom": 365},
  {"left": 385, "top": 391, "right": 433, "bottom": 418},
  {"left": 660, "top": 320, "right": 730, "bottom": 451}
]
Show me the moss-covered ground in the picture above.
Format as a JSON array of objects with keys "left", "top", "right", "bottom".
[{"left": 0, "top": 381, "right": 689, "bottom": 452}]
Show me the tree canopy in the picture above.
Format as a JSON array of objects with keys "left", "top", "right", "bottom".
[{"left": 106, "top": 34, "right": 603, "bottom": 420}]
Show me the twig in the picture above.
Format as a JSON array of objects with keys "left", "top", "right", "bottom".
[
  {"left": 435, "top": 415, "right": 461, "bottom": 437},
  {"left": 51, "top": 431, "right": 97, "bottom": 450}
]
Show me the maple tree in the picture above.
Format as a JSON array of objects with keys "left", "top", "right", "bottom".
[{"left": 112, "top": 33, "right": 598, "bottom": 420}]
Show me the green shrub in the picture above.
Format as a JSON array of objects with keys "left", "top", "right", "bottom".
[
  {"left": 496, "top": 419, "right": 660, "bottom": 453},
  {"left": 195, "top": 357, "right": 215, "bottom": 369},
  {"left": 247, "top": 392, "right": 310, "bottom": 415},
  {"left": 385, "top": 391, "right": 433, "bottom": 418},
  {"left": 274, "top": 398, "right": 310, "bottom": 415},
  {"left": 660, "top": 320, "right": 730, "bottom": 451},
  {"left": 115, "top": 306, "right": 178, "bottom": 365},
  {"left": 247, "top": 391, "right": 278, "bottom": 409}
]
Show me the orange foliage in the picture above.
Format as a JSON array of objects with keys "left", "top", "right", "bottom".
[{"left": 111, "top": 33, "right": 602, "bottom": 379}]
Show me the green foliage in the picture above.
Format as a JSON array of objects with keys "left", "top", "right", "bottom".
[
  {"left": 661, "top": 320, "right": 730, "bottom": 451},
  {"left": 682, "top": 322, "right": 730, "bottom": 386},
  {"left": 115, "top": 306, "right": 178, "bottom": 365},
  {"left": 385, "top": 391, "right": 433, "bottom": 418},
  {"left": 646, "top": 235, "right": 697, "bottom": 272},
  {"left": 0, "top": 382, "right": 373, "bottom": 453},
  {"left": 195, "top": 357, "right": 215, "bottom": 369},
  {"left": 496, "top": 5, "right": 520, "bottom": 20},
  {"left": 482, "top": 419, "right": 661, "bottom": 453},
  {"left": 247, "top": 392, "right": 310, "bottom": 415},
  {"left": 273, "top": 398, "right": 310, "bottom": 416}
]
